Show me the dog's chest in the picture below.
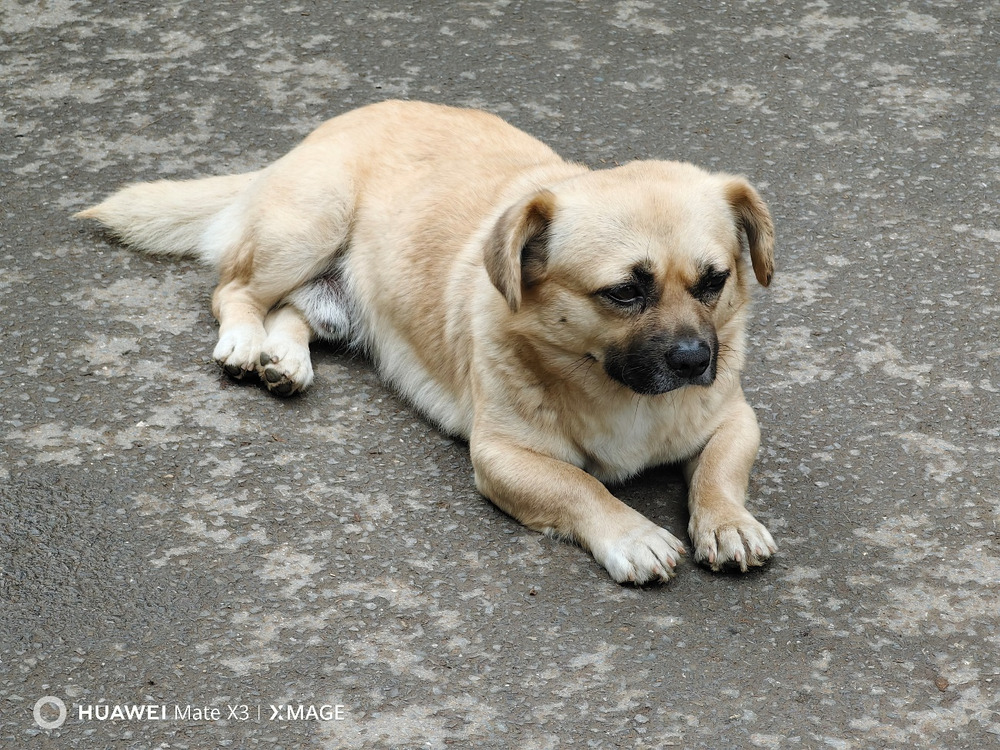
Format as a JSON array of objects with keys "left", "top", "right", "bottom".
[{"left": 573, "top": 391, "right": 719, "bottom": 483}]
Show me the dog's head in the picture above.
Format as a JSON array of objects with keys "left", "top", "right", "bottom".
[{"left": 485, "top": 161, "right": 774, "bottom": 395}]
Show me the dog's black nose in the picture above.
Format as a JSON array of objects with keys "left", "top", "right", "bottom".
[{"left": 665, "top": 338, "right": 712, "bottom": 379}]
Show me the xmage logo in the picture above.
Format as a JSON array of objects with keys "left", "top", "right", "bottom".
[{"left": 269, "top": 704, "right": 345, "bottom": 721}]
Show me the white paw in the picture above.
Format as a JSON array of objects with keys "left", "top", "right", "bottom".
[
  {"left": 213, "top": 324, "right": 265, "bottom": 379},
  {"left": 257, "top": 336, "right": 314, "bottom": 396},
  {"left": 689, "top": 508, "right": 776, "bottom": 572},
  {"left": 590, "top": 514, "right": 686, "bottom": 584}
]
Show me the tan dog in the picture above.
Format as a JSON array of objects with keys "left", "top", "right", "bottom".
[{"left": 78, "top": 100, "right": 777, "bottom": 584}]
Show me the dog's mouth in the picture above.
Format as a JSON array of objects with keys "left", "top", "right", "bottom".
[{"left": 602, "top": 333, "right": 718, "bottom": 395}]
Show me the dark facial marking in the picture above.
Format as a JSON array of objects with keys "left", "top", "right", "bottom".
[
  {"left": 603, "top": 328, "right": 719, "bottom": 395},
  {"left": 690, "top": 265, "right": 730, "bottom": 304},
  {"left": 597, "top": 264, "right": 658, "bottom": 313}
]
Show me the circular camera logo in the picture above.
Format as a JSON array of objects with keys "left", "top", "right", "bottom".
[{"left": 33, "top": 696, "right": 67, "bottom": 730}]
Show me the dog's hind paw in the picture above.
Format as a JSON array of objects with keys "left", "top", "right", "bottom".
[
  {"left": 689, "top": 509, "right": 776, "bottom": 573},
  {"left": 257, "top": 347, "right": 313, "bottom": 397},
  {"left": 255, "top": 326, "right": 314, "bottom": 396},
  {"left": 214, "top": 325, "right": 266, "bottom": 380}
]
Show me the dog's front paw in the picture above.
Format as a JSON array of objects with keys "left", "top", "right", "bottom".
[
  {"left": 257, "top": 341, "right": 313, "bottom": 397},
  {"left": 214, "top": 325, "right": 266, "bottom": 380},
  {"left": 590, "top": 514, "right": 686, "bottom": 585},
  {"left": 689, "top": 508, "right": 776, "bottom": 573}
]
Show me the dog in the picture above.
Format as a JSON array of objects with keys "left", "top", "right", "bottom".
[{"left": 77, "top": 100, "right": 778, "bottom": 584}]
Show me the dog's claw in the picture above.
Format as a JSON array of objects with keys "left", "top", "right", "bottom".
[{"left": 690, "top": 510, "right": 775, "bottom": 573}]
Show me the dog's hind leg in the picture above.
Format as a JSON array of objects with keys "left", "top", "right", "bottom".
[
  {"left": 210, "top": 275, "right": 278, "bottom": 381},
  {"left": 215, "top": 256, "right": 356, "bottom": 396},
  {"left": 206, "top": 150, "right": 357, "bottom": 387},
  {"left": 258, "top": 304, "right": 315, "bottom": 396}
]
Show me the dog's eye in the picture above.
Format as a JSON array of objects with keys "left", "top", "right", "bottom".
[
  {"left": 600, "top": 283, "right": 645, "bottom": 308},
  {"left": 691, "top": 268, "right": 730, "bottom": 302}
]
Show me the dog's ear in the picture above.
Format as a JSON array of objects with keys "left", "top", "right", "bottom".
[
  {"left": 484, "top": 190, "right": 556, "bottom": 311},
  {"left": 724, "top": 177, "right": 775, "bottom": 287}
]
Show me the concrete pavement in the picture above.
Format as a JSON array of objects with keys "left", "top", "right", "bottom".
[{"left": 2, "top": 1, "right": 998, "bottom": 747}]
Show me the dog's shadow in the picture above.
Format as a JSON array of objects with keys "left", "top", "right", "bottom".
[
  {"left": 612, "top": 465, "right": 774, "bottom": 581},
  {"left": 608, "top": 463, "right": 690, "bottom": 533}
]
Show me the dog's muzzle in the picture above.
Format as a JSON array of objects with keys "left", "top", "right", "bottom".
[{"left": 604, "top": 332, "right": 718, "bottom": 395}]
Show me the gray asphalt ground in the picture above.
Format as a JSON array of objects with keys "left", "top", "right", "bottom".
[{"left": 2, "top": 1, "right": 998, "bottom": 748}]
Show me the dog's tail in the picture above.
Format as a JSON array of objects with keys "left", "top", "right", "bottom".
[{"left": 74, "top": 172, "right": 259, "bottom": 267}]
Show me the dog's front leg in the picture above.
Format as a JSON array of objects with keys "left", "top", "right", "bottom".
[
  {"left": 471, "top": 437, "right": 685, "bottom": 584},
  {"left": 684, "top": 398, "right": 776, "bottom": 571}
]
